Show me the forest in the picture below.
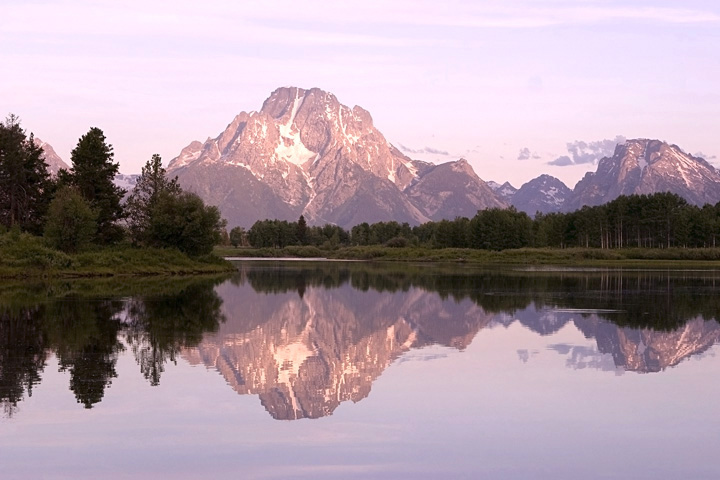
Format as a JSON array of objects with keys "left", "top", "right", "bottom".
[{"left": 240, "top": 192, "right": 720, "bottom": 251}]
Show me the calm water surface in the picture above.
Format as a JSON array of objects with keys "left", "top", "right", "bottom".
[{"left": 1, "top": 262, "right": 720, "bottom": 479}]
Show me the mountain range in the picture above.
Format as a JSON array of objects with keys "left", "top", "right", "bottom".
[{"left": 34, "top": 86, "right": 720, "bottom": 227}]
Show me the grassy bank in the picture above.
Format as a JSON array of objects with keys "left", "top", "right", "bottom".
[
  {"left": 0, "top": 232, "right": 235, "bottom": 279},
  {"left": 215, "top": 245, "right": 720, "bottom": 267}
]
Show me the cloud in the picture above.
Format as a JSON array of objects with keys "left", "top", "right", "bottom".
[
  {"left": 398, "top": 144, "right": 449, "bottom": 156},
  {"left": 548, "top": 155, "right": 573, "bottom": 166},
  {"left": 518, "top": 147, "right": 541, "bottom": 161},
  {"left": 548, "top": 135, "right": 625, "bottom": 167},
  {"left": 694, "top": 151, "right": 717, "bottom": 160}
]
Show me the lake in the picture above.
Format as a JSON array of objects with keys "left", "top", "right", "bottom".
[{"left": 1, "top": 261, "right": 720, "bottom": 479}]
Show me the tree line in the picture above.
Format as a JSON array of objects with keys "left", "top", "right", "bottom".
[
  {"left": 0, "top": 115, "right": 224, "bottom": 256},
  {"left": 240, "top": 192, "right": 720, "bottom": 251}
]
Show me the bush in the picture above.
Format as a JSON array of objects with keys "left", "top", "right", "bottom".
[
  {"left": 43, "top": 187, "right": 97, "bottom": 253},
  {"left": 385, "top": 236, "right": 409, "bottom": 248},
  {"left": 146, "top": 191, "right": 224, "bottom": 257}
]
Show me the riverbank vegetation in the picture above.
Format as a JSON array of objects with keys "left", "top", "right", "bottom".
[
  {"left": 237, "top": 192, "right": 720, "bottom": 252},
  {"left": 0, "top": 115, "right": 231, "bottom": 278},
  {"left": 217, "top": 244, "right": 720, "bottom": 266},
  {"left": 217, "top": 189, "right": 720, "bottom": 265},
  {"left": 218, "top": 192, "right": 720, "bottom": 265}
]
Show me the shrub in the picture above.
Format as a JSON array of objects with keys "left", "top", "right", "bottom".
[{"left": 43, "top": 187, "right": 97, "bottom": 253}]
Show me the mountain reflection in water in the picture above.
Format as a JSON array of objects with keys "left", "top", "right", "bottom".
[
  {"left": 1, "top": 263, "right": 720, "bottom": 420},
  {"left": 185, "top": 263, "right": 720, "bottom": 420}
]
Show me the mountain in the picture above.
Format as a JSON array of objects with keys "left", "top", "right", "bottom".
[
  {"left": 488, "top": 181, "right": 517, "bottom": 202},
  {"left": 113, "top": 173, "right": 139, "bottom": 195},
  {"left": 405, "top": 159, "right": 506, "bottom": 220},
  {"left": 568, "top": 139, "right": 720, "bottom": 210},
  {"left": 167, "top": 87, "right": 504, "bottom": 228},
  {"left": 32, "top": 138, "right": 138, "bottom": 195},
  {"left": 512, "top": 174, "right": 572, "bottom": 215},
  {"left": 34, "top": 138, "right": 69, "bottom": 176}
]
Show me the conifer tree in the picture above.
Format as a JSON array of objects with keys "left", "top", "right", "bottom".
[
  {"left": 0, "top": 114, "right": 53, "bottom": 233},
  {"left": 64, "top": 127, "right": 125, "bottom": 244}
]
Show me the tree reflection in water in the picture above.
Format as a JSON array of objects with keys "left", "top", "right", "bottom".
[{"left": 0, "top": 276, "right": 227, "bottom": 416}]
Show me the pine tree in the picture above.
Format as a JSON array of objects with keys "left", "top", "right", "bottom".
[
  {"left": 125, "top": 154, "right": 180, "bottom": 245},
  {"left": 0, "top": 114, "right": 54, "bottom": 233},
  {"left": 65, "top": 127, "right": 125, "bottom": 244},
  {"left": 296, "top": 215, "right": 308, "bottom": 245}
]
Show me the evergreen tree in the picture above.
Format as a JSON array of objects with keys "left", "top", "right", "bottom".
[
  {"left": 296, "top": 215, "right": 308, "bottom": 245},
  {"left": 65, "top": 127, "right": 125, "bottom": 244},
  {"left": 0, "top": 114, "right": 53, "bottom": 233},
  {"left": 125, "top": 154, "right": 180, "bottom": 245}
]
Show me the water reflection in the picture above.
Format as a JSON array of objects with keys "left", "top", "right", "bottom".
[
  {"left": 0, "top": 276, "right": 227, "bottom": 417},
  {"left": 1, "top": 263, "right": 720, "bottom": 420},
  {"left": 182, "top": 263, "right": 720, "bottom": 419}
]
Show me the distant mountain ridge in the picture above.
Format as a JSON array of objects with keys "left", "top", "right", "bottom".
[
  {"left": 33, "top": 90, "right": 720, "bottom": 225},
  {"left": 490, "top": 174, "right": 572, "bottom": 215},
  {"left": 567, "top": 139, "right": 720, "bottom": 210},
  {"left": 166, "top": 86, "right": 505, "bottom": 228},
  {"left": 34, "top": 138, "right": 69, "bottom": 176}
]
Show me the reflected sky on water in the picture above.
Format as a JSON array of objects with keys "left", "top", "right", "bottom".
[{"left": 1, "top": 263, "right": 719, "bottom": 479}]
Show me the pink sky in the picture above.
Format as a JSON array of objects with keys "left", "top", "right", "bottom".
[{"left": 2, "top": 0, "right": 719, "bottom": 188}]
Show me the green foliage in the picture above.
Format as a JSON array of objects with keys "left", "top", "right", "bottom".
[
  {"left": 125, "top": 154, "right": 181, "bottom": 246},
  {"left": 469, "top": 207, "right": 532, "bottom": 250},
  {"left": 385, "top": 236, "right": 409, "bottom": 248},
  {"left": 0, "top": 230, "right": 73, "bottom": 271},
  {"left": 230, "top": 227, "right": 245, "bottom": 248},
  {"left": 0, "top": 114, "right": 54, "bottom": 234},
  {"left": 63, "top": 127, "right": 125, "bottom": 244},
  {"left": 43, "top": 186, "right": 97, "bottom": 253},
  {"left": 229, "top": 226, "right": 245, "bottom": 247},
  {"left": 296, "top": 215, "right": 308, "bottom": 245},
  {"left": 145, "top": 191, "right": 225, "bottom": 257}
]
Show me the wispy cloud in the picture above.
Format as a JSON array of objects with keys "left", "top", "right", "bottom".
[
  {"left": 4, "top": 2, "right": 718, "bottom": 41},
  {"left": 694, "top": 151, "right": 717, "bottom": 160},
  {"left": 549, "top": 136, "right": 625, "bottom": 167},
  {"left": 399, "top": 144, "right": 449, "bottom": 156}
]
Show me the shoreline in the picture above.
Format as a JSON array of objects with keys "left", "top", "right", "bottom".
[{"left": 217, "top": 245, "right": 720, "bottom": 268}]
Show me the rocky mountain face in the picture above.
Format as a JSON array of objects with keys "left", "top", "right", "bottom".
[
  {"left": 113, "top": 174, "right": 139, "bottom": 196},
  {"left": 167, "top": 87, "right": 504, "bottom": 228},
  {"left": 512, "top": 174, "right": 572, "bottom": 215},
  {"left": 405, "top": 159, "right": 506, "bottom": 220},
  {"left": 34, "top": 138, "right": 69, "bottom": 176},
  {"left": 488, "top": 181, "right": 518, "bottom": 202},
  {"left": 489, "top": 139, "right": 720, "bottom": 214},
  {"left": 567, "top": 139, "right": 720, "bottom": 210}
]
